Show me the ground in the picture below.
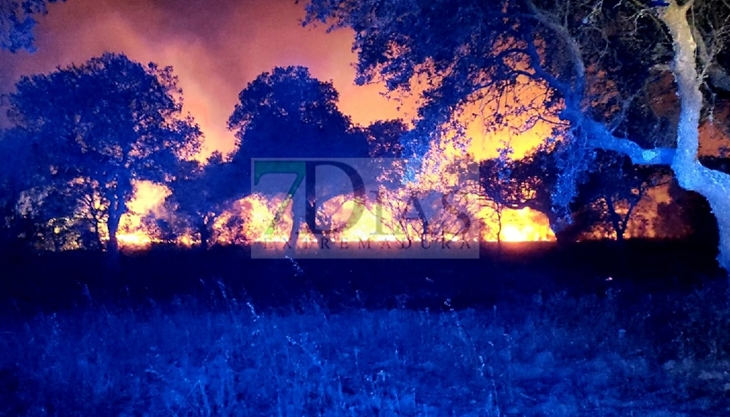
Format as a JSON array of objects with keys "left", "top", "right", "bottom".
[{"left": 0, "top": 241, "right": 728, "bottom": 416}]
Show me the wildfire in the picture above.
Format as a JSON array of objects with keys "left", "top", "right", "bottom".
[
  {"left": 112, "top": 123, "right": 556, "bottom": 249},
  {"left": 492, "top": 207, "right": 555, "bottom": 242},
  {"left": 119, "top": 191, "right": 555, "bottom": 249},
  {"left": 117, "top": 232, "right": 154, "bottom": 248},
  {"left": 115, "top": 181, "right": 170, "bottom": 249}
]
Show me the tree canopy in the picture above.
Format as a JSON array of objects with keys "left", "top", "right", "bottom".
[
  {"left": 304, "top": 0, "right": 730, "bottom": 270},
  {"left": 7, "top": 52, "right": 202, "bottom": 252},
  {"left": 161, "top": 152, "right": 236, "bottom": 250},
  {"left": 227, "top": 66, "right": 370, "bottom": 196},
  {"left": 226, "top": 66, "right": 375, "bottom": 247},
  {"left": 1, "top": 0, "right": 64, "bottom": 52},
  {"left": 228, "top": 66, "right": 369, "bottom": 159}
]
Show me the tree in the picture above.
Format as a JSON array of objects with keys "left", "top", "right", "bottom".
[
  {"left": 480, "top": 148, "right": 521, "bottom": 245},
  {"left": 0, "top": 128, "right": 95, "bottom": 251},
  {"left": 655, "top": 176, "right": 718, "bottom": 243},
  {"left": 480, "top": 143, "right": 561, "bottom": 241},
  {"left": 361, "top": 119, "right": 407, "bottom": 158},
  {"left": 228, "top": 66, "right": 370, "bottom": 248},
  {"left": 571, "top": 153, "right": 670, "bottom": 241},
  {"left": 482, "top": 145, "right": 668, "bottom": 242},
  {"left": 360, "top": 118, "right": 408, "bottom": 189},
  {"left": 228, "top": 66, "right": 368, "bottom": 162},
  {"left": 7, "top": 53, "right": 202, "bottom": 253},
  {"left": 304, "top": 0, "right": 730, "bottom": 271},
  {"left": 1, "top": 0, "right": 64, "bottom": 52},
  {"left": 0, "top": 127, "right": 43, "bottom": 248},
  {"left": 164, "top": 153, "right": 236, "bottom": 250}
]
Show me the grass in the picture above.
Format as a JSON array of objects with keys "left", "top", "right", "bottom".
[{"left": 1, "top": 282, "right": 729, "bottom": 416}]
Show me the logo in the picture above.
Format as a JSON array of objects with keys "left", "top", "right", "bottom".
[{"left": 251, "top": 158, "right": 480, "bottom": 258}]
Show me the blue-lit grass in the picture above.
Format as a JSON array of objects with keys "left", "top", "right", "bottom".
[{"left": 0, "top": 285, "right": 728, "bottom": 416}]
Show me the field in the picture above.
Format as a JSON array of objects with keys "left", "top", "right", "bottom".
[{"left": 0, "top": 240, "right": 729, "bottom": 416}]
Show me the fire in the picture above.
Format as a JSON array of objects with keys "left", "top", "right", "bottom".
[
  {"left": 115, "top": 181, "right": 170, "bottom": 249},
  {"left": 110, "top": 123, "right": 556, "bottom": 250},
  {"left": 116, "top": 185, "right": 555, "bottom": 250},
  {"left": 117, "top": 232, "right": 153, "bottom": 248},
  {"left": 495, "top": 208, "right": 555, "bottom": 242},
  {"left": 478, "top": 206, "right": 555, "bottom": 242}
]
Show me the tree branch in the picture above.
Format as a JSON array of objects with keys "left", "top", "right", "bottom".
[
  {"left": 692, "top": 24, "right": 730, "bottom": 92},
  {"left": 523, "top": 0, "right": 586, "bottom": 102},
  {"left": 581, "top": 116, "right": 676, "bottom": 165}
]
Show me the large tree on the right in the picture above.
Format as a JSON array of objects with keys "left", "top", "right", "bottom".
[{"left": 305, "top": 0, "right": 730, "bottom": 271}]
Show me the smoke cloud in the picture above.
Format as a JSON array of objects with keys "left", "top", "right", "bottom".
[{"left": 0, "top": 0, "right": 404, "bottom": 158}]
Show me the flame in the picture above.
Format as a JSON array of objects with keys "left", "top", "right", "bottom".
[
  {"left": 491, "top": 207, "right": 556, "bottom": 242},
  {"left": 117, "top": 232, "right": 154, "bottom": 248},
  {"left": 106, "top": 65, "right": 559, "bottom": 250},
  {"left": 116, "top": 178, "right": 556, "bottom": 250},
  {"left": 115, "top": 181, "right": 170, "bottom": 249},
  {"left": 212, "top": 193, "right": 294, "bottom": 245},
  {"left": 20, "top": 0, "right": 719, "bottom": 249}
]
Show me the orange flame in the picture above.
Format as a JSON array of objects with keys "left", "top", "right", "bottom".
[{"left": 481, "top": 207, "right": 556, "bottom": 242}]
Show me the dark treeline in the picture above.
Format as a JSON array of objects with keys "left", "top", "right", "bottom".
[
  {"left": 0, "top": 50, "right": 723, "bottom": 319},
  {"left": 0, "top": 1, "right": 726, "bottom": 317},
  {"left": 0, "top": 57, "right": 410, "bottom": 253},
  {"left": 0, "top": 53, "right": 720, "bottom": 257}
]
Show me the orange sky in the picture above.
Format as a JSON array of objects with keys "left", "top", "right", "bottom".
[
  {"left": 0, "top": 0, "right": 412, "bottom": 159},
  {"left": 3, "top": 0, "right": 722, "bottom": 163},
  {"left": 0, "top": 0, "right": 554, "bottom": 162}
]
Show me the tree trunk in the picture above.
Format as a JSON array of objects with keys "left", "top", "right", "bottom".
[
  {"left": 106, "top": 184, "right": 129, "bottom": 256},
  {"left": 107, "top": 209, "right": 122, "bottom": 254},
  {"left": 199, "top": 220, "right": 210, "bottom": 251},
  {"left": 496, "top": 207, "right": 503, "bottom": 253},
  {"left": 661, "top": 3, "right": 730, "bottom": 273},
  {"left": 103, "top": 207, "right": 123, "bottom": 278},
  {"left": 605, "top": 199, "right": 625, "bottom": 242},
  {"left": 92, "top": 215, "right": 104, "bottom": 250}
]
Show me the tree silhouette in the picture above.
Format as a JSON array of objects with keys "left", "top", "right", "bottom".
[
  {"left": 571, "top": 153, "right": 670, "bottom": 242},
  {"left": 361, "top": 119, "right": 407, "bottom": 158},
  {"left": 0, "top": 128, "right": 43, "bottom": 249},
  {"left": 163, "top": 152, "right": 236, "bottom": 250},
  {"left": 1, "top": 0, "right": 64, "bottom": 52},
  {"left": 228, "top": 66, "right": 368, "bottom": 162},
  {"left": 480, "top": 144, "right": 560, "bottom": 240},
  {"left": 305, "top": 0, "right": 730, "bottom": 272},
  {"left": 227, "top": 66, "right": 370, "bottom": 249},
  {"left": 7, "top": 53, "right": 202, "bottom": 253}
]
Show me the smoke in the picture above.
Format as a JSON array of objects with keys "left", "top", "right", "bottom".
[{"left": 0, "top": 0, "right": 402, "bottom": 158}]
